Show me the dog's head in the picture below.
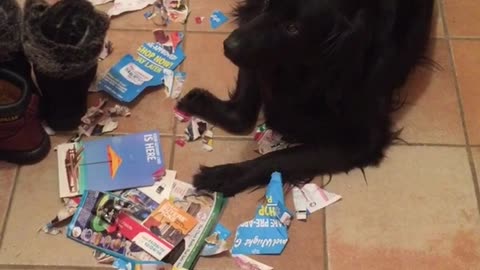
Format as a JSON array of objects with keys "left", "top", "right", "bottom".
[{"left": 225, "top": 0, "right": 361, "bottom": 68}]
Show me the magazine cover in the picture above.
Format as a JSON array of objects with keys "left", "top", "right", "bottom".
[
  {"left": 66, "top": 190, "right": 166, "bottom": 266},
  {"left": 57, "top": 131, "right": 164, "bottom": 198},
  {"left": 68, "top": 178, "right": 226, "bottom": 269}
]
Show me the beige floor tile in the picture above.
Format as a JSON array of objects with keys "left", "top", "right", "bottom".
[
  {"left": 0, "top": 163, "right": 18, "bottom": 243},
  {"left": 182, "top": 33, "right": 237, "bottom": 103},
  {"left": 173, "top": 140, "right": 326, "bottom": 269},
  {"left": 95, "top": 3, "right": 184, "bottom": 31},
  {"left": 451, "top": 40, "right": 480, "bottom": 145},
  {"left": 186, "top": 0, "right": 236, "bottom": 32},
  {"left": 326, "top": 146, "right": 480, "bottom": 270},
  {"left": 394, "top": 39, "right": 464, "bottom": 144},
  {"left": 90, "top": 29, "right": 179, "bottom": 134},
  {"left": 0, "top": 135, "right": 172, "bottom": 268},
  {"left": 444, "top": 0, "right": 480, "bottom": 37}
]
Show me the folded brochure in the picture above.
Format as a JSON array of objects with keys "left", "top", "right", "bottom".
[{"left": 57, "top": 131, "right": 165, "bottom": 198}]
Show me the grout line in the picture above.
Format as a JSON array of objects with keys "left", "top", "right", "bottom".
[
  {"left": 321, "top": 176, "right": 330, "bottom": 270},
  {"left": 323, "top": 209, "right": 330, "bottom": 270},
  {"left": 173, "top": 133, "right": 471, "bottom": 147},
  {"left": 439, "top": 1, "right": 480, "bottom": 214},
  {"left": 0, "top": 265, "right": 110, "bottom": 270},
  {"left": 169, "top": 120, "right": 178, "bottom": 170},
  {"left": 109, "top": 27, "right": 185, "bottom": 32},
  {"left": 184, "top": 30, "right": 233, "bottom": 35},
  {"left": 450, "top": 36, "right": 480, "bottom": 41},
  {"left": 0, "top": 166, "right": 20, "bottom": 248},
  {"left": 109, "top": 27, "right": 480, "bottom": 40},
  {"left": 391, "top": 142, "right": 466, "bottom": 147}
]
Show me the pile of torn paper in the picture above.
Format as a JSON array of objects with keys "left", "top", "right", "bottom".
[
  {"left": 42, "top": 159, "right": 226, "bottom": 269},
  {"left": 89, "top": 0, "right": 190, "bottom": 25},
  {"left": 292, "top": 183, "right": 341, "bottom": 221},
  {"left": 69, "top": 98, "right": 130, "bottom": 142},
  {"left": 254, "top": 123, "right": 290, "bottom": 155},
  {"left": 174, "top": 108, "right": 214, "bottom": 152}
]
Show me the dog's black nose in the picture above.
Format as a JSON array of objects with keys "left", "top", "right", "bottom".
[{"left": 224, "top": 36, "right": 241, "bottom": 52}]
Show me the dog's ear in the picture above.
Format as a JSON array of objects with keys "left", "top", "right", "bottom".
[{"left": 323, "top": 9, "right": 372, "bottom": 112}]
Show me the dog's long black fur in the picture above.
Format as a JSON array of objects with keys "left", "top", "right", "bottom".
[{"left": 177, "top": 0, "right": 435, "bottom": 197}]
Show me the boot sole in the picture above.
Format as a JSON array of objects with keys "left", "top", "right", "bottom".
[{"left": 0, "top": 134, "right": 51, "bottom": 165}]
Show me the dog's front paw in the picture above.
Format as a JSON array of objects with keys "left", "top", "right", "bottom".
[
  {"left": 176, "top": 88, "right": 216, "bottom": 117},
  {"left": 193, "top": 164, "right": 251, "bottom": 197}
]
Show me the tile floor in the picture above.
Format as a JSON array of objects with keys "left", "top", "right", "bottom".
[{"left": 1, "top": 0, "right": 480, "bottom": 269}]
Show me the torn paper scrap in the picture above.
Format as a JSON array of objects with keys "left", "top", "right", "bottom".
[
  {"left": 99, "top": 40, "right": 113, "bottom": 61},
  {"left": 174, "top": 108, "right": 191, "bottom": 122},
  {"left": 153, "top": 30, "right": 184, "bottom": 54},
  {"left": 175, "top": 138, "right": 186, "bottom": 147},
  {"left": 275, "top": 201, "right": 292, "bottom": 227},
  {"left": 42, "top": 122, "right": 55, "bottom": 136},
  {"left": 88, "top": 0, "right": 113, "bottom": 5},
  {"left": 200, "top": 223, "right": 231, "bottom": 256},
  {"left": 108, "top": 0, "right": 156, "bottom": 17},
  {"left": 292, "top": 187, "right": 307, "bottom": 220},
  {"left": 78, "top": 99, "right": 130, "bottom": 138},
  {"left": 93, "top": 250, "right": 115, "bottom": 264},
  {"left": 163, "top": 69, "right": 174, "bottom": 96},
  {"left": 39, "top": 197, "right": 81, "bottom": 235},
  {"left": 164, "top": 0, "right": 189, "bottom": 24},
  {"left": 170, "top": 72, "right": 186, "bottom": 99},
  {"left": 201, "top": 129, "right": 214, "bottom": 152},
  {"left": 231, "top": 172, "right": 290, "bottom": 255},
  {"left": 195, "top": 16, "right": 205, "bottom": 24},
  {"left": 108, "top": 104, "right": 131, "bottom": 117},
  {"left": 210, "top": 10, "right": 228, "bottom": 29},
  {"left": 232, "top": 254, "right": 274, "bottom": 270},
  {"left": 152, "top": 0, "right": 169, "bottom": 26},
  {"left": 144, "top": 10, "right": 155, "bottom": 20},
  {"left": 255, "top": 126, "right": 289, "bottom": 155},
  {"left": 164, "top": 70, "right": 186, "bottom": 99},
  {"left": 137, "top": 169, "right": 177, "bottom": 203},
  {"left": 113, "top": 257, "right": 170, "bottom": 270},
  {"left": 301, "top": 183, "right": 341, "bottom": 213},
  {"left": 184, "top": 118, "right": 207, "bottom": 141}
]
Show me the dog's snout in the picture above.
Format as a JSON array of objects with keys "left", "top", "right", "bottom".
[{"left": 224, "top": 36, "right": 241, "bottom": 52}]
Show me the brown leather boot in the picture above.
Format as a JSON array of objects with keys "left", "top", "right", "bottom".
[{"left": 0, "top": 69, "right": 50, "bottom": 164}]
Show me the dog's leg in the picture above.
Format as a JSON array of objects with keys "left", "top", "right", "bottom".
[
  {"left": 176, "top": 68, "right": 261, "bottom": 134},
  {"left": 193, "top": 143, "right": 383, "bottom": 196}
]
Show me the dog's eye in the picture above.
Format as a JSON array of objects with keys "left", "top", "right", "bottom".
[{"left": 285, "top": 23, "right": 299, "bottom": 35}]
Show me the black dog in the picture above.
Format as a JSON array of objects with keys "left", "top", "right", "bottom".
[{"left": 177, "top": 0, "right": 435, "bottom": 196}]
